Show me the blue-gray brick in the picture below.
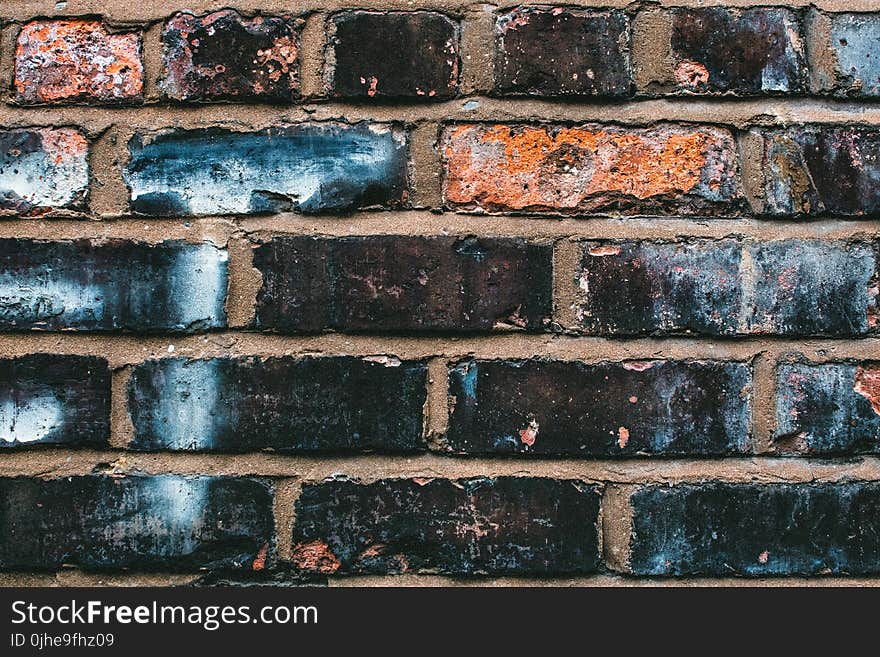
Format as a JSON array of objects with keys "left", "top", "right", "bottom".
[{"left": 828, "top": 13, "right": 880, "bottom": 97}]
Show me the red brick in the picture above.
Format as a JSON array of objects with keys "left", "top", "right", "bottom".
[{"left": 14, "top": 20, "right": 143, "bottom": 105}]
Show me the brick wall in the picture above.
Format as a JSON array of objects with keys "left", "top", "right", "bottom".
[{"left": 0, "top": 0, "right": 879, "bottom": 587}]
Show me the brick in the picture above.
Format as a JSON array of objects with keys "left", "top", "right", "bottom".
[
  {"left": 775, "top": 362, "right": 880, "bottom": 455},
  {"left": 494, "top": 8, "right": 632, "bottom": 97},
  {"left": 14, "top": 20, "right": 143, "bottom": 105},
  {"left": 630, "top": 483, "right": 880, "bottom": 575},
  {"left": 128, "top": 356, "right": 427, "bottom": 452},
  {"left": 763, "top": 125, "right": 880, "bottom": 216},
  {"left": 254, "top": 236, "right": 552, "bottom": 333},
  {"left": 126, "top": 124, "right": 408, "bottom": 215},
  {"left": 442, "top": 123, "right": 742, "bottom": 215},
  {"left": 161, "top": 10, "right": 299, "bottom": 103},
  {"left": 0, "top": 475, "right": 272, "bottom": 570},
  {"left": 0, "top": 239, "right": 227, "bottom": 332},
  {"left": 0, "top": 128, "right": 89, "bottom": 216},
  {"left": 329, "top": 11, "right": 458, "bottom": 100},
  {"left": 828, "top": 13, "right": 880, "bottom": 98},
  {"left": 291, "top": 477, "right": 600, "bottom": 575},
  {"left": 0, "top": 355, "right": 110, "bottom": 448},
  {"left": 670, "top": 8, "right": 806, "bottom": 94},
  {"left": 575, "top": 239, "right": 878, "bottom": 336},
  {"left": 446, "top": 359, "right": 751, "bottom": 456}
]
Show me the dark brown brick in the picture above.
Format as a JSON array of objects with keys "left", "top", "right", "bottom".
[
  {"left": 291, "top": 477, "right": 600, "bottom": 575},
  {"left": 328, "top": 11, "right": 459, "bottom": 100},
  {"left": 253, "top": 236, "right": 553, "bottom": 333},
  {"left": 161, "top": 10, "right": 300, "bottom": 103},
  {"left": 0, "top": 475, "right": 273, "bottom": 570},
  {"left": 670, "top": 8, "right": 807, "bottom": 94},
  {"left": 495, "top": 8, "right": 632, "bottom": 97},
  {"left": 446, "top": 359, "right": 751, "bottom": 456}
]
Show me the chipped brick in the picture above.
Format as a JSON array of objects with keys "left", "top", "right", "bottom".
[
  {"left": 329, "top": 11, "right": 459, "bottom": 100},
  {"left": 161, "top": 10, "right": 300, "bottom": 102},
  {"left": 775, "top": 362, "right": 880, "bottom": 454},
  {"left": 14, "top": 20, "right": 143, "bottom": 105},
  {"left": 128, "top": 356, "right": 427, "bottom": 452},
  {"left": 446, "top": 359, "right": 751, "bottom": 456},
  {"left": 292, "top": 477, "right": 600, "bottom": 575},
  {"left": 670, "top": 8, "right": 807, "bottom": 94},
  {"left": 763, "top": 125, "right": 880, "bottom": 217},
  {"left": 495, "top": 8, "right": 632, "bottom": 97},
  {"left": 442, "top": 123, "right": 742, "bottom": 215},
  {"left": 125, "top": 124, "right": 408, "bottom": 215},
  {"left": 828, "top": 13, "right": 880, "bottom": 98},
  {"left": 0, "top": 128, "right": 89, "bottom": 216}
]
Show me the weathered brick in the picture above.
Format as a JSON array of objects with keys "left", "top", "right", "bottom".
[
  {"left": 0, "top": 355, "right": 110, "bottom": 448},
  {"left": 670, "top": 8, "right": 806, "bottom": 94},
  {"left": 828, "top": 13, "right": 880, "bottom": 97},
  {"left": 291, "top": 477, "right": 600, "bottom": 575},
  {"left": 254, "top": 236, "right": 552, "bottom": 333},
  {"left": 0, "top": 239, "right": 227, "bottom": 332},
  {"left": 0, "top": 128, "right": 89, "bottom": 216},
  {"left": 329, "top": 11, "right": 458, "bottom": 100},
  {"left": 0, "top": 475, "right": 272, "bottom": 570},
  {"left": 446, "top": 359, "right": 751, "bottom": 456},
  {"left": 442, "top": 123, "right": 742, "bottom": 215},
  {"left": 575, "top": 239, "right": 878, "bottom": 336},
  {"left": 161, "top": 10, "right": 299, "bottom": 103},
  {"left": 128, "top": 356, "right": 427, "bottom": 452},
  {"left": 763, "top": 125, "right": 880, "bottom": 216},
  {"left": 495, "top": 8, "right": 631, "bottom": 97},
  {"left": 14, "top": 20, "right": 143, "bottom": 105},
  {"left": 126, "top": 124, "right": 408, "bottom": 215},
  {"left": 630, "top": 483, "right": 880, "bottom": 575},
  {"left": 775, "top": 362, "right": 880, "bottom": 454}
]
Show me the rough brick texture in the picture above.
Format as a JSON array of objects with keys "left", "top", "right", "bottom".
[
  {"left": 128, "top": 356, "right": 427, "bottom": 452},
  {"left": 670, "top": 8, "right": 806, "bottom": 94},
  {"left": 446, "top": 359, "right": 751, "bottom": 456},
  {"left": 291, "top": 477, "right": 600, "bottom": 575},
  {"left": 329, "top": 11, "right": 459, "bottom": 100},
  {"left": 14, "top": 20, "right": 144, "bottom": 105},
  {"left": 0, "top": 355, "right": 110, "bottom": 448},
  {"left": 161, "top": 11, "right": 300, "bottom": 102},
  {"left": 0, "top": 475, "right": 273, "bottom": 570},
  {"left": 0, "top": 239, "right": 227, "bottom": 332},
  {"left": 762, "top": 125, "right": 880, "bottom": 217},
  {"left": 826, "top": 14, "right": 880, "bottom": 98},
  {"left": 442, "top": 123, "right": 742, "bottom": 215},
  {"left": 576, "top": 240, "right": 878, "bottom": 336},
  {"left": 0, "top": 128, "right": 89, "bottom": 215},
  {"left": 495, "top": 8, "right": 632, "bottom": 97},
  {"left": 126, "top": 124, "right": 408, "bottom": 215},
  {"left": 254, "top": 236, "right": 552, "bottom": 333},
  {"left": 630, "top": 484, "right": 880, "bottom": 575},
  {"left": 775, "top": 362, "right": 880, "bottom": 454}
]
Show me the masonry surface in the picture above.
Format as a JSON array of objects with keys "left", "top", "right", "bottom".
[{"left": 0, "top": 1, "right": 879, "bottom": 588}]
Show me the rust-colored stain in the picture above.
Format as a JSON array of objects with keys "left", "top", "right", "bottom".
[
  {"left": 39, "top": 128, "right": 88, "bottom": 165},
  {"left": 290, "top": 539, "right": 341, "bottom": 573},
  {"left": 854, "top": 366, "right": 880, "bottom": 416},
  {"left": 15, "top": 20, "right": 143, "bottom": 104},
  {"left": 252, "top": 542, "right": 268, "bottom": 571},
  {"left": 617, "top": 426, "right": 630, "bottom": 448},
  {"left": 675, "top": 60, "right": 710, "bottom": 88},
  {"left": 442, "top": 123, "right": 735, "bottom": 213}
]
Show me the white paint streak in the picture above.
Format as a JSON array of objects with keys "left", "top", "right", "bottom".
[
  {"left": 151, "top": 359, "right": 222, "bottom": 450},
  {"left": 167, "top": 245, "right": 228, "bottom": 329},
  {"left": 0, "top": 391, "right": 63, "bottom": 443}
]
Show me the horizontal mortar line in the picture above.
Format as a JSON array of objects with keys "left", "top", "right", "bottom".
[
  {"left": 2, "top": 214, "right": 880, "bottom": 241},
  {"left": 4, "top": 451, "right": 880, "bottom": 483},
  {"left": 1, "top": 333, "right": 879, "bottom": 365},
  {"left": 1, "top": 0, "right": 876, "bottom": 22},
  {"left": 1, "top": 97, "right": 880, "bottom": 130},
  {"left": 327, "top": 573, "right": 880, "bottom": 587},
  {"left": 0, "top": 572, "right": 201, "bottom": 587}
]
